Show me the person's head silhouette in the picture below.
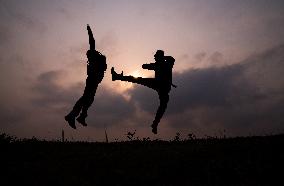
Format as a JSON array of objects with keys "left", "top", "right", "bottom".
[
  {"left": 154, "top": 50, "right": 164, "bottom": 62},
  {"left": 86, "top": 50, "right": 94, "bottom": 60}
]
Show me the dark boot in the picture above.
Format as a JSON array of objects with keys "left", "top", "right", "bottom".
[
  {"left": 76, "top": 114, "right": 88, "bottom": 126},
  {"left": 151, "top": 123, "right": 158, "bottom": 134},
  {"left": 65, "top": 114, "right": 76, "bottom": 129},
  {"left": 111, "top": 67, "right": 123, "bottom": 81}
]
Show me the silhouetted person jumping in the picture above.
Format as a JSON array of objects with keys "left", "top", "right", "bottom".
[
  {"left": 65, "top": 25, "right": 107, "bottom": 129},
  {"left": 111, "top": 50, "right": 175, "bottom": 134}
]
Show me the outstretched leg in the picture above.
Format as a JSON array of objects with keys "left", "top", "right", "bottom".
[
  {"left": 111, "top": 67, "right": 157, "bottom": 90},
  {"left": 151, "top": 93, "right": 169, "bottom": 134}
]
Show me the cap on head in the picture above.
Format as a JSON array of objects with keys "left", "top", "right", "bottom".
[{"left": 154, "top": 50, "right": 164, "bottom": 58}]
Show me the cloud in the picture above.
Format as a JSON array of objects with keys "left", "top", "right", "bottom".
[
  {"left": 0, "top": 1, "right": 47, "bottom": 34},
  {"left": 2, "top": 44, "right": 284, "bottom": 139},
  {"left": 0, "top": 25, "right": 11, "bottom": 45},
  {"left": 0, "top": 54, "right": 41, "bottom": 135},
  {"left": 97, "top": 31, "right": 120, "bottom": 59},
  {"left": 194, "top": 52, "right": 206, "bottom": 62},
  {"left": 127, "top": 44, "right": 284, "bottom": 136},
  {"left": 31, "top": 70, "right": 136, "bottom": 128},
  {"left": 208, "top": 52, "right": 223, "bottom": 64},
  {"left": 0, "top": 104, "right": 27, "bottom": 128},
  {"left": 87, "top": 88, "right": 136, "bottom": 128},
  {"left": 32, "top": 70, "right": 80, "bottom": 108}
]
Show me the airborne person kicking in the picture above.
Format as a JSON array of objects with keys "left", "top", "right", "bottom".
[
  {"left": 111, "top": 50, "right": 175, "bottom": 134},
  {"left": 65, "top": 25, "right": 107, "bottom": 129}
]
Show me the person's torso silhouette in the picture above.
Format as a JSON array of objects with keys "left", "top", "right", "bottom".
[{"left": 142, "top": 50, "right": 175, "bottom": 92}]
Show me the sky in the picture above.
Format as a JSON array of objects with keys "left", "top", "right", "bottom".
[{"left": 1, "top": 0, "right": 284, "bottom": 141}]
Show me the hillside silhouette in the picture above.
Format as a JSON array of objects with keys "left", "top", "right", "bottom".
[{"left": 1, "top": 133, "right": 284, "bottom": 185}]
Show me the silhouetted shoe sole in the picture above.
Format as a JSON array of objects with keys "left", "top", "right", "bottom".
[
  {"left": 65, "top": 116, "right": 76, "bottom": 129},
  {"left": 111, "top": 67, "right": 117, "bottom": 81},
  {"left": 111, "top": 67, "right": 123, "bottom": 81},
  {"left": 151, "top": 125, "right": 157, "bottom": 134},
  {"left": 76, "top": 117, "right": 87, "bottom": 127}
]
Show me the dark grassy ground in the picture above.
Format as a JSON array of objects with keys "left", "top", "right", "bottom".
[{"left": 1, "top": 134, "right": 284, "bottom": 185}]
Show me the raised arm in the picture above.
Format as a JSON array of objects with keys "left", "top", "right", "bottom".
[
  {"left": 87, "top": 24, "right": 95, "bottom": 51},
  {"left": 142, "top": 63, "right": 156, "bottom": 70}
]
